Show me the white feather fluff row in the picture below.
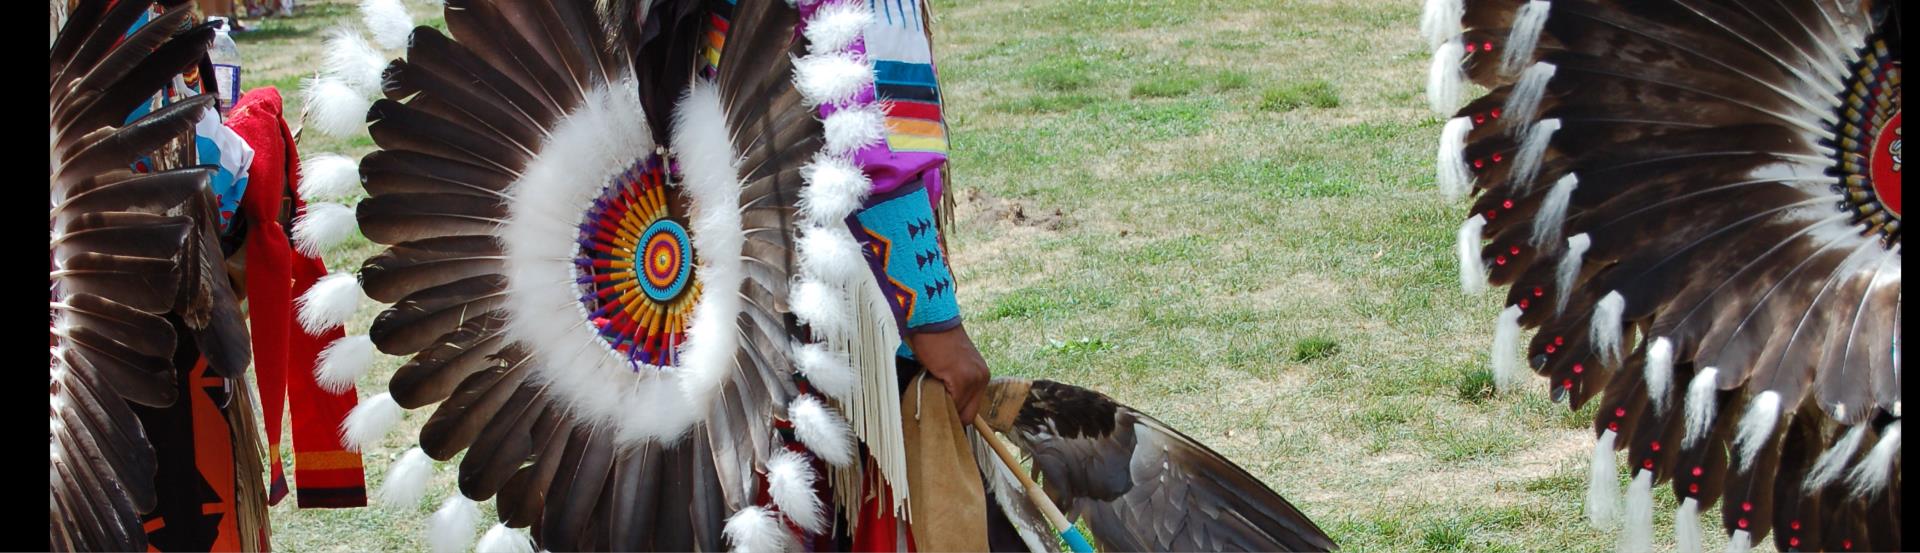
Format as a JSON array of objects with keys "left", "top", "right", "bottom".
[
  {"left": 777, "top": 1, "right": 881, "bottom": 498},
  {"left": 304, "top": 0, "right": 408, "bottom": 138},
  {"left": 669, "top": 83, "right": 750, "bottom": 414},
  {"left": 495, "top": 75, "right": 706, "bottom": 446}
]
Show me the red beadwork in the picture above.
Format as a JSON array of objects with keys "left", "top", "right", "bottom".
[
  {"left": 1650, "top": 441, "right": 1660, "bottom": 452},
  {"left": 1572, "top": 363, "right": 1584, "bottom": 374},
  {"left": 1491, "top": 108, "right": 1502, "bottom": 118},
  {"left": 1533, "top": 287, "right": 1545, "bottom": 297},
  {"left": 1502, "top": 199, "right": 1515, "bottom": 209},
  {"left": 1742, "top": 502, "right": 1752, "bottom": 512},
  {"left": 1482, "top": 42, "right": 1493, "bottom": 51},
  {"left": 1844, "top": 539, "right": 1853, "bottom": 550},
  {"left": 1608, "top": 422, "right": 1619, "bottom": 431},
  {"left": 1474, "top": 159, "right": 1486, "bottom": 169},
  {"left": 1791, "top": 521, "right": 1801, "bottom": 531},
  {"left": 1509, "top": 245, "right": 1521, "bottom": 255},
  {"left": 1692, "top": 467, "right": 1703, "bottom": 477},
  {"left": 1554, "top": 336, "right": 1564, "bottom": 345},
  {"left": 1518, "top": 299, "right": 1530, "bottom": 309},
  {"left": 1642, "top": 459, "right": 1654, "bottom": 469},
  {"left": 1546, "top": 344, "right": 1557, "bottom": 354},
  {"left": 1563, "top": 379, "right": 1573, "bottom": 389},
  {"left": 1738, "top": 518, "right": 1749, "bottom": 529},
  {"left": 1496, "top": 256, "right": 1509, "bottom": 266},
  {"left": 1688, "top": 483, "right": 1699, "bottom": 494},
  {"left": 1790, "top": 537, "right": 1801, "bottom": 548},
  {"left": 1615, "top": 407, "right": 1626, "bottom": 417},
  {"left": 1492, "top": 153, "right": 1504, "bottom": 162}
]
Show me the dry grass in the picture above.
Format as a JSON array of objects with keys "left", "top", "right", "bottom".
[{"left": 249, "top": 0, "right": 1759, "bottom": 550}]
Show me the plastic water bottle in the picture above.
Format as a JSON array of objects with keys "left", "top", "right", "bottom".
[{"left": 208, "top": 17, "right": 243, "bottom": 114}]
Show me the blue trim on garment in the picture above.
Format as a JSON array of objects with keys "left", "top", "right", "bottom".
[{"left": 848, "top": 181, "right": 961, "bottom": 341}]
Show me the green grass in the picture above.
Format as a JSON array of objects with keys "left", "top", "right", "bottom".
[
  {"left": 1259, "top": 79, "right": 1343, "bottom": 112},
  {"left": 1293, "top": 337, "right": 1340, "bottom": 362},
  {"left": 258, "top": 0, "right": 1759, "bottom": 551}
]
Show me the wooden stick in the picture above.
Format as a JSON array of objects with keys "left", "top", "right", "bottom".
[{"left": 973, "top": 416, "right": 1095, "bottom": 552}]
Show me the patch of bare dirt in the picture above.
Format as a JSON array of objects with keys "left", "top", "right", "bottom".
[{"left": 958, "top": 187, "right": 1066, "bottom": 230}]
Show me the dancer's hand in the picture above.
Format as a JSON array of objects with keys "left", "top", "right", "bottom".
[{"left": 908, "top": 324, "right": 990, "bottom": 422}]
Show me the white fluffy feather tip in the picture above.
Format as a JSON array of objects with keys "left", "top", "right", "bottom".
[
  {"left": 298, "top": 272, "right": 365, "bottom": 335},
  {"left": 793, "top": 341, "right": 858, "bottom": 400},
  {"left": 1619, "top": 469, "right": 1653, "bottom": 553},
  {"left": 303, "top": 76, "right": 373, "bottom": 139},
  {"left": 789, "top": 394, "right": 854, "bottom": 468},
  {"left": 377, "top": 447, "right": 433, "bottom": 509},
  {"left": 315, "top": 334, "right": 375, "bottom": 395},
  {"left": 1457, "top": 215, "right": 1488, "bottom": 294},
  {"left": 1427, "top": 39, "right": 1467, "bottom": 115},
  {"left": 1588, "top": 290, "right": 1625, "bottom": 367},
  {"left": 803, "top": 1, "right": 873, "bottom": 55},
  {"left": 358, "top": 0, "right": 414, "bottom": 50},
  {"left": 293, "top": 201, "right": 359, "bottom": 258},
  {"left": 322, "top": 27, "right": 388, "bottom": 95},
  {"left": 1437, "top": 117, "right": 1474, "bottom": 200},
  {"left": 1586, "top": 429, "right": 1620, "bottom": 529},
  {"left": 299, "top": 153, "right": 362, "bottom": 202},
  {"left": 767, "top": 449, "right": 826, "bottom": 534},
  {"left": 428, "top": 495, "right": 481, "bottom": 553},
  {"left": 342, "top": 391, "right": 403, "bottom": 452},
  {"left": 793, "top": 52, "right": 873, "bottom": 107},
  {"left": 476, "top": 524, "right": 536, "bottom": 553},
  {"left": 723, "top": 505, "right": 791, "bottom": 553}
]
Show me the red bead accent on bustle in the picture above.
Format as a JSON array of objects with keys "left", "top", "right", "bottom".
[
  {"left": 1546, "top": 344, "right": 1557, "bottom": 354},
  {"left": 1518, "top": 299, "right": 1530, "bottom": 310},
  {"left": 1688, "top": 483, "right": 1699, "bottom": 494},
  {"left": 1615, "top": 407, "right": 1626, "bottom": 417},
  {"left": 1503, "top": 199, "right": 1515, "bottom": 209},
  {"left": 1790, "top": 537, "right": 1801, "bottom": 548},
  {"left": 1742, "top": 502, "right": 1752, "bottom": 512},
  {"left": 1572, "top": 363, "right": 1584, "bottom": 374},
  {"left": 1643, "top": 459, "right": 1654, "bottom": 469},
  {"left": 1791, "top": 521, "right": 1801, "bottom": 531},
  {"left": 1738, "top": 518, "right": 1749, "bottom": 529},
  {"left": 1692, "top": 466, "right": 1703, "bottom": 477},
  {"left": 1534, "top": 287, "right": 1545, "bottom": 297},
  {"left": 1650, "top": 441, "right": 1660, "bottom": 452}
]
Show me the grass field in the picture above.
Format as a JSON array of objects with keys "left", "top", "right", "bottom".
[{"left": 246, "top": 1, "right": 1759, "bottom": 551}]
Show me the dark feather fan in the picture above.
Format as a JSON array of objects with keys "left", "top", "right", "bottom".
[
  {"left": 49, "top": 0, "right": 246, "bottom": 550},
  {"left": 321, "top": 1, "right": 1337, "bottom": 551},
  {"left": 982, "top": 378, "right": 1339, "bottom": 552},
  {"left": 332, "top": 0, "right": 812, "bottom": 549},
  {"left": 1424, "top": 0, "right": 1900, "bottom": 550}
]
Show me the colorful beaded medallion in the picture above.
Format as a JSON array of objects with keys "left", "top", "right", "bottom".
[
  {"left": 1833, "top": 38, "right": 1900, "bottom": 244},
  {"left": 575, "top": 156, "right": 702, "bottom": 368}
]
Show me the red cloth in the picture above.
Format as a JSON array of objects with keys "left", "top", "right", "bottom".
[
  {"left": 851, "top": 471, "right": 915, "bottom": 552},
  {"left": 225, "top": 87, "right": 367, "bottom": 508}
]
